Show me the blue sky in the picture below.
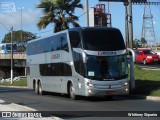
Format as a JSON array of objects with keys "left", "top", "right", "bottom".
[{"left": 0, "top": 0, "right": 160, "bottom": 43}]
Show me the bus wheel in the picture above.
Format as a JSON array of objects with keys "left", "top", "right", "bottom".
[
  {"left": 38, "top": 82, "right": 44, "bottom": 95},
  {"left": 34, "top": 82, "right": 39, "bottom": 95},
  {"left": 69, "top": 83, "right": 77, "bottom": 100}
]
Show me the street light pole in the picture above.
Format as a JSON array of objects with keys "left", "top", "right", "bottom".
[
  {"left": 18, "top": 7, "right": 24, "bottom": 45},
  {"left": 0, "top": 23, "right": 13, "bottom": 84},
  {"left": 124, "top": 2, "right": 129, "bottom": 48},
  {"left": 128, "top": 0, "right": 133, "bottom": 49},
  {"left": 20, "top": 8, "right": 23, "bottom": 43},
  {"left": 84, "top": 0, "right": 89, "bottom": 27},
  {"left": 10, "top": 27, "right": 13, "bottom": 84}
]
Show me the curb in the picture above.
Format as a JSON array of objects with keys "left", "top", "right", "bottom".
[
  {"left": 0, "top": 85, "right": 28, "bottom": 88},
  {"left": 146, "top": 96, "right": 160, "bottom": 101},
  {"left": 11, "top": 103, "right": 37, "bottom": 111},
  {"left": 129, "top": 95, "right": 160, "bottom": 101}
]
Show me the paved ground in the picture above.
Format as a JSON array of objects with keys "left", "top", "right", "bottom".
[
  {"left": 0, "top": 86, "right": 160, "bottom": 120},
  {"left": 0, "top": 99, "right": 62, "bottom": 120}
]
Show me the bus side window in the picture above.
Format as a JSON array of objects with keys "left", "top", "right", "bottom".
[
  {"left": 69, "top": 31, "right": 81, "bottom": 48},
  {"left": 60, "top": 34, "right": 69, "bottom": 52}
]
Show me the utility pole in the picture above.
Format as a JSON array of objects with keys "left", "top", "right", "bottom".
[
  {"left": 0, "top": 23, "right": 14, "bottom": 84},
  {"left": 85, "top": 0, "right": 89, "bottom": 27},
  {"left": 10, "top": 27, "right": 13, "bottom": 84},
  {"left": 18, "top": 7, "right": 24, "bottom": 47},
  {"left": 124, "top": 1, "right": 129, "bottom": 48},
  {"left": 128, "top": 0, "right": 133, "bottom": 49}
]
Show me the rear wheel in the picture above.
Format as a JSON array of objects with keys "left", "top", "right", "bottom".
[
  {"left": 69, "top": 83, "right": 77, "bottom": 100},
  {"left": 34, "top": 82, "right": 39, "bottom": 94},
  {"left": 38, "top": 81, "right": 44, "bottom": 95}
]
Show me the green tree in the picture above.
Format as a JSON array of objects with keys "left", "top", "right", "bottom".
[
  {"left": 140, "top": 37, "right": 147, "bottom": 44},
  {"left": 2, "top": 30, "right": 37, "bottom": 43},
  {"left": 133, "top": 38, "right": 141, "bottom": 48},
  {"left": 36, "top": 0, "right": 83, "bottom": 33},
  {"left": 2, "top": 30, "right": 37, "bottom": 52}
]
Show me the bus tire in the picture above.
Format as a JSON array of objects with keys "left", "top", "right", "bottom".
[
  {"left": 38, "top": 81, "right": 44, "bottom": 95},
  {"left": 34, "top": 82, "right": 39, "bottom": 95},
  {"left": 69, "top": 83, "right": 77, "bottom": 100}
]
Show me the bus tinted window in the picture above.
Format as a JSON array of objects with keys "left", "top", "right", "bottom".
[
  {"left": 40, "top": 63, "right": 72, "bottom": 76},
  {"left": 82, "top": 28, "right": 125, "bottom": 51},
  {"left": 27, "top": 33, "right": 69, "bottom": 55},
  {"left": 69, "top": 31, "right": 81, "bottom": 48}
]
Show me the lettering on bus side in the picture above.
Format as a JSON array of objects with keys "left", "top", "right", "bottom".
[
  {"left": 51, "top": 53, "right": 60, "bottom": 60},
  {"left": 98, "top": 51, "right": 116, "bottom": 56}
]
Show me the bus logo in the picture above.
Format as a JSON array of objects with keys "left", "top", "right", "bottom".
[
  {"left": 51, "top": 53, "right": 60, "bottom": 60},
  {"left": 98, "top": 51, "right": 116, "bottom": 56}
]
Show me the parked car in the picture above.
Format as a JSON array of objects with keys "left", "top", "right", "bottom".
[{"left": 135, "top": 48, "right": 159, "bottom": 65}]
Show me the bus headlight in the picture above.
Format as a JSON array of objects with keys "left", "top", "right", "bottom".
[
  {"left": 124, "top": 82, "right": 128, "bottom": 86},
  {"left": 126, "top": 88, "right": 129, "bottom": 92},
  {"left": 87, "top": 82, "right": 94, "bottom": 87}
]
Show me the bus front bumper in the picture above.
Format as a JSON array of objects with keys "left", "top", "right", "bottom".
[{"left": 85, "top": 83, "right": 129, "bottom": 97}]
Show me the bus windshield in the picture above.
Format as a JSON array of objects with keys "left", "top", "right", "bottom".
[
  {"left": 82, "top": 28, "right": 125, "bottom": 51},
  {"left": 85, "top": 55, "right": 128, "bottom": 80}
]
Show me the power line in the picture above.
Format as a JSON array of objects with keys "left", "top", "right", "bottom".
[{"left": 35, "top": 29, "right": 53, "bottom": 35}]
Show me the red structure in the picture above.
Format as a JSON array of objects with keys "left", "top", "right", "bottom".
[{"left": 94, "top": 4, "right": 111, "bottom": 27}]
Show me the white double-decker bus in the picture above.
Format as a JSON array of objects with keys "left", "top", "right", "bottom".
[{"left": 27, "top": 27, "right": 131, "bottom": 99}]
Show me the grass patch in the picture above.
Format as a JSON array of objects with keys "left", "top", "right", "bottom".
[
  {"left": 0, "top": 79, "right": 27, "bottom": 87},
  {"left": 130, "top": 65, "right": 160, "bottom": 96}
]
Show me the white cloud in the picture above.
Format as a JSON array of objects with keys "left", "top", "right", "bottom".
[{"left": 0, "top": 8, "right": 41, "bottom": 30}]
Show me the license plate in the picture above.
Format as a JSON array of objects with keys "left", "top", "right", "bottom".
[{"left": 106, "top": 91, "right": 114, "bottom": 95}]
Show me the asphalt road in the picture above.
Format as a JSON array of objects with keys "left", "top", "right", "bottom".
[{"left": 0, "top": 87, "right": 160, "bottom": 120}]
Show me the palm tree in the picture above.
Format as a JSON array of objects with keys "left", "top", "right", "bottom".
[{"left": 36, "top": 0, "right": 83, "bottom": 33}]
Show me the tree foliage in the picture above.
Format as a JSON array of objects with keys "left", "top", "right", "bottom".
[
  {"left": 2, "top": 30, "right": 37, "bottom": 43},
  {"left": 2, "top": 30, "right": 37, "bottom": 52},
  {"left": 36, "top": 0, "right": 83, "bottom": 33},
  {"left": 133, "top": 37, "right": 148, "bottom": 48},
  {"left": 141, "top": 37, "right": 147, "bottom": 44}
]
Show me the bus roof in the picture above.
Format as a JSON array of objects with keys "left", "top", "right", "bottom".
[{"left": 28, "top": 27, "right": 120, "bottom": 44}]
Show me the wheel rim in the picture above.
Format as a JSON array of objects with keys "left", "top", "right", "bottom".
[
  {"left": 143, "top": 59, "right": 146, "bottom": 64},
  {"left": 70, "top": 84, "right": 75, "bottom": 99},
  {"left": 35, "top": 83, "right": 39, "bottom": 94},
  {"left": 39, "top": 82, "right": 42, "bottom": 94}
]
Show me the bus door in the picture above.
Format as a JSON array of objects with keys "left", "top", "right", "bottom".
[{"left": 72, "top": 48, "right": 86, "bottom": 95}]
